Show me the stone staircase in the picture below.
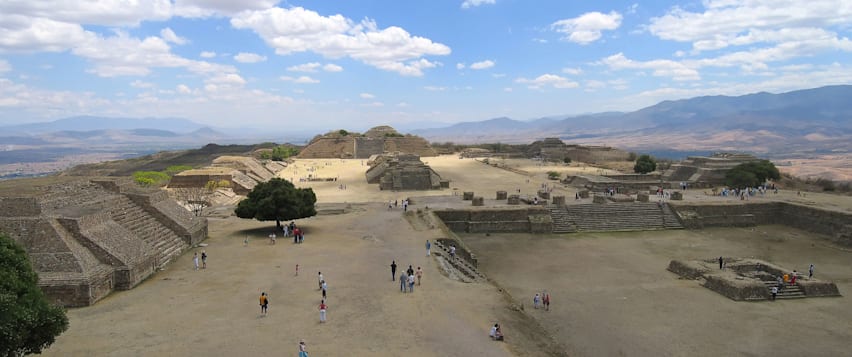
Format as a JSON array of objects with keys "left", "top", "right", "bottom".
[
  {"left": 763, "top": 281, "right": 806, "bottom": 300},
  {"left": 550, "top": 202, "right": 684, "bottom": 233},
  {"left": 432, "top": 241, "right": 486, "bottom": 282},
  {"left": 110, "top": 196, "right": 188, "bottom": 269}
]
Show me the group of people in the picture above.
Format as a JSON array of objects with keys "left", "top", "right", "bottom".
[
  {"left": 391, "top": 261, "right": 423, "bottom": 293},
  {"left": 387, "top": 199, "right": 410, "bottom": 211},
  {"left": 532, "top": 291, "right": 551, "bottom": 311},
  {"left": 281, "top": 221, "right": 305, "bottom": 244},
  {"left": 192, "top": 250, "right": 208, "bottom": 270}
]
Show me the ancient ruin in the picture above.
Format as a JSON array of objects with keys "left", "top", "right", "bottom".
[
  {"left": 0, "top": 177, "right": 207, "bottom": 307},
  {"left": 529, "top": 137, "right": 631, "bottom": 163},
  {"left": 298, "top": 126, "right": 437, "bottom": 159},
  {"left": 365, "top": 153, "right": 447, "bottom": 190},
  {"left": 662, "top": 152, "right": 760, "bottom": 185},
  {"left": 668, "top": 258, "right": 840, "bottom": 301},
  {"left": 168, "top": 156, "right": 285, "bottom": 195}
]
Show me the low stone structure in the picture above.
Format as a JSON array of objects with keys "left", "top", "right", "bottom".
[
  {"left": 507, "top": 195, "right": 520, "bottom": 205},
  {"left": 496, "top": 191, "right": 507, "bottom": 200},
  {"left": 552, "top": 195, "right": 565, "bottom": 206},
  {"left": 299, "top": 126, "right": 437, "bottom": 159},
  {"left": 662, "top": 152, "right": 761, "bottom": 185},
  {"left": 0, "top": 177, "right": 207, "bottom": 306},
  {"left": 463, "top": 192, "right": 474, "bottom": 200},
  {"left": 434, "top": 207, "right": 553, "bottom": 234},
  {"left": 668, "top": 258, "right": 841, "bottom": 301},
  {"left": 528, "top": 137, "right": 631, "bottom": 163},
  {"left": 365, "top": 153, "right": 444, "bottom": 190},
  {"left": 168, "top": 156, "right": 284, "bottom": 195},
  {"left": 471, "top": 197, "right": 484, "bottom": 206}
]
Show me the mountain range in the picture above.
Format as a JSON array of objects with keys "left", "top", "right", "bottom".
[{"left": 412, "top": 85, "right": 852, "bottom": 158}]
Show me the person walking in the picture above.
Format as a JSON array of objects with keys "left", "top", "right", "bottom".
[
  {"left": 809, "top": 264, "right": 815, "bottom": 279},
  {"left": 259, "top": 292, "right": 269, "bottom": 315},
  {"left": 450, "top": 245, "right": 456, "bottom": 260},
  {"left": 321, "top": 280, "right": 327, "bottom": 300},
  {"left": 319, "top": 300, "right": 327, "bottom": 323},
  {"left": 426, "top": 240, "right": 431, "bottom": 256},
  {"left": 201, "top": 250, "right": 207, "bottom": 269},
  {"left": 718, "top": 256, "right": 723, "bottom": 269},
  {"left": 298, "top": 339, "right": 308, "bottom": 357},
  {"left": 407, "top": 265, "right": 414, "bottom": 277},
  {"left": 391, "top": 261, "right": 397, "bottom": 281},
  {"left": 408, "top": 273, "right": 416, "bottom": 293},
  {"left": 318, "top": 272, "right": 324, "bottom": 290},
  {"left": 416, "top": 267, "right": 423, "bottom": 286},
  {"left": 533, "top": 293, "right": 541, "bottom": 309},
  {"left": 193, "top": 252, "right": 199, "bottom": 270},
  {"left": 771, "top": 286, "right": 778, "bottom": 301},
  {"left": 543, "top": 292, "right": 550, "bottom": 311},
  {"left": 400, "top": 272, "right": 408, "bottom": 293}
]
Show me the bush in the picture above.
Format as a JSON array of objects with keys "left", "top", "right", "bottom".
[
  {"left": 547, "top": 171, "right": 561, "bottom": 180},
  {"left": 563, "top": 157, "right": 572, "bottom": 164},
  {"left": 725, "top": 160, "right": 780, "bottom": 188},
  {"left": 163, "top": 165, "right": 193, "bottom": 176},
  {"left": 270, "top": 146, "right": 299, "bottom": 161},
  {"left": 132, "top": 171, "right": 170, "bottom": 186},
  {"left": 633, "top": 154, "right": 657, "bottom": 174}
]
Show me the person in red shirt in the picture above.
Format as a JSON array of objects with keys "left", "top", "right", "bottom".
[{"left": 319, "top": 300, "right": 327, "bottom": 322}]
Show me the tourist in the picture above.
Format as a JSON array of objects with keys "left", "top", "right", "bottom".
[
  {"left": 719, "top": 256, "right": 724, "bottom": 270},
  {"left": 426, "top": 240, "right": 431, "bottom": 256},
  {"left": 319, "top": 300, "right": 327, "bottom": 323},
  {"left": 490, "top": 323, "right": 504, "bottom": 341},
  {"left": 244, "top": 236, "right": 248, "bottom": 246},
  {"left": 543, "top": 291, "right": 550, "bottom": 311},
  {"left": 193, "top": 252, "right": 199, "bottom": 270},
  {"left": 201, "top": 250, "right": 207, "bottom": 269},
  {"left": 407, "top": 265, "right": 414, "bottom": 277},
  {"left": 321, "top": 280, "right": 327, "bottom": 300},
  {"left": 416, "top": 267, "right": 423, "bottom": 286},
  {"left": 809, "top": 264, "right": 815, "bottom": 279},
  {"left": 391, "top": 260, "right": 397, "bottom": 281},
  {"left": 403, "top": 199, "right": 408, "bottom": 211},
  {"left": 400, "top": 272, "right": 408, "bottom": 292},
  {"left": 783, "top": 273, "right": 790, "bottom": 284},
  {"left": 299, "top": 229, "right": 305, "bottom": 244},
  {"left": 408, "top": 273, "right": 416, "bottom": 293},
  {"left": 450, "top": 245, "right": 456, "bottom": 260},
  {"left": 791, "top": 270, "right": 798, "bottom": 284},
  {"left": 771, "top": 286, "right": 778, "bottom": 301},
  {"left": 533, "top": 293, "right": 541, "bottom": 309},
  {"left": 283, "top": 224, "right": 289, "bottom": 237},
  {"left": 318, "top": 272, "right": 324, "bottom": 290},
  {"left": 269, "top": 231, "right": 276, "bottom": 245},
  {"left": 293, "top": 227, "right": 301, "bottom": 244},
  {"left": 259, "top": 292, "right": 269, "bottom": 315},
  {"left": 388, "top": 200, "right": 393, "bottom": 210},
  {"left": 298, "top": 339, "right": 308, "bottom": 357},
  {"left": 776, "top": 276, "right": 784, "bottom": 291}
]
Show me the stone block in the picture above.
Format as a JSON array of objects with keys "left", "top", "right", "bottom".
[
  {"left": 471, "top": 197, "right": 484, "bottom": 206},
  {"left": 671, "top": 191, "right": 683, "bottom": 200},
  {"left": 440, "top": 180, "right": 450, "bottom": 188},
  {"left": 552, "top": 195, "right": 566, "bottom": 206},
  {"left": 496, "top": 191, "right": 508, "bottom": 200},
  {"left": 507, "top": 195, "right": 520, "bottom": 205},
  {"left": 637, "top": 192, "right": 650, "bottom": 202},
  {"left": 537, "top": 190, "right": 550, "bottom": 199},
  {"left": 592, "top": 195, "right": 607, "bottom": 204},
  {"left": 463, "top": 192, "right": 474, "bottom": 200}
]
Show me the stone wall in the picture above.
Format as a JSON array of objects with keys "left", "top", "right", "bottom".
[
  {"left": 354, "top": 137, "right": 386, "bottom": 158},
  {"left": 671, "top": 202, "right": 852, "bottom": 246},
  {"left": 434, "top": 207, "right": 553, "bottom": 234}
]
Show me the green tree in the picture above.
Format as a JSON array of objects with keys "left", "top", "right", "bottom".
[
  {"left": 270, "top": 146, "right": 299, "bottom": 161},
  {"left": 0, "top": 233, "right": 69, "bottom": 357},
  {"left": 547, "top": 171, "right": 561, "bottom": 180},
  {"left": 234, "top": 178, "right": 317, "bottom": 228},
  {"left": 633, "top": 154, "right": 657, "bottom": 174},
  {"left": 132, "top": 171, "right": 170, "bottom": 186},
  {"left": 725, "top": 160, "right": 781, "bottom": 187}
]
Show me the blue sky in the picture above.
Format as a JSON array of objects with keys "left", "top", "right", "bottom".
[{"left": 1, "top": 0, "right": 851, "bottom": 131}]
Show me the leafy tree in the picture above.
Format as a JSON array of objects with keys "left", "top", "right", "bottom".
[
  {"left": 338, "top": 129, "right": 349, "bottom": 136},
  {"left": 627, "top": 152, "right": 638, "bottom": 161},
  {"left": 563, "top": 157, "right": 572, "bottom": 164},
  {"left": 0, "top": 233, "right": 69, "bottom": 357},
  {"left": 547, "top": 171, "right": 561, "bottom": 180},
  {"left": 725, "top": 160, "right": 780, "bottom": 187},
  {"left": 132, "top": 171, "right": 170, "bottom": 186},
  {"left": 234, "top": 178, "right": 317, "bottom": 228},
  {"left": 270, "top": 146, "right": 299, "bottom": 161},
  {"left": 633, "top": 154, "right": 657, "bottom": 174}
]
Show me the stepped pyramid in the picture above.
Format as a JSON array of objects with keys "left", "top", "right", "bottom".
[{"left": 299, "top": 126, "right": 437, "bottom": 159}]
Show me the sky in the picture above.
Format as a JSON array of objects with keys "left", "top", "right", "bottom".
[{"left": 1, "top": 0, "right": 851, "bottom": 132}]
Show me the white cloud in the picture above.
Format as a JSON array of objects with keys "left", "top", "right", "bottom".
[
  {"left": 200, "top": 51, "right": 216, "bottom": 58},
  {"left": 177, "top": 84, "right": 192, "bottom": 94},
  {"left": 515, "top": 74, "right": 579, "bottom": 89},
  {"left": 532, "top": 38, "right": 548, "bottom": 44},
  {"left": 361, "top": 101, "right": 384, "bottom": 107},
  {"left": 280, "top": 75, "right": 320, "bottom": 84},
  {"left": 601, "top": 52, "right": 701, "bottom": 81},
  {"left": 360, "top": 93, "right": 375, "bottom": 99},
  {"left": 461, "top": 0, "right": 496, "bottom": 9},
  {"left": 287, "top": 62, "right": 321, "bottom": 72},
  {"left": 130, "top": 80, "right": 154, "bottom": 88},
  {"left": 552, "top": 11, "right": 623, "bottom": 45},
  {"left": 456, "top": 62, "right": 465, "bottom": 70},
  {"left": 323, "top": 63, "right": 343, "bottom": 72},
  {"left": 206, "top": 73, "right": 246, "bottom": 86},
  {"left": 562, "top": 67, "right": 583, "bottom": 75},
  {"left": 469, "top": 59, "right": 495, "bottom": 70},
  {"left": 0, "top": 15, "right": 93, "bottom": 52},
  {"left": 173, "top": 0, "right": 279, "bottom": 18},
  {"left": 231, "top": 7, "right": 450, "bottom": 76},
  {"left": 0, "top": 59, "right": 10, "bottom": 73},
  {"left": 626, "top": 3, "right": 639, "bottom": 15},
  {"left": 423, "top": 86, "right": 446, "bottom": 91},
  {"left": 234, "top": 52, "right": 267, "bottom": 63},
  {"left": 160, "top": 28, "right": 188, "bottom": 45}
]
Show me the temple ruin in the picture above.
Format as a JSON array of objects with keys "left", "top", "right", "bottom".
[
  {"left": 529, "top": 138, "right": 631, "bottom": 163},
  {"left": 0, "top": 177, "right": 207, "bottom": 307},
  {"left": 168, "top": 156, "right": 286, "bottom": 195},
  {"left": 662, "top": 153, "right": 760, "bottom": 185},
  {"left": 365, "top": 153, "right": 447, "bottom": 190},
  {"left": 298, "top": 126, "right": 437, "bottom": 159}
]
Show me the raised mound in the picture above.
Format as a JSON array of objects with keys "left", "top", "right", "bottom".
[{"left": 298, "top": 126, "right": 437, "bottom": 159}]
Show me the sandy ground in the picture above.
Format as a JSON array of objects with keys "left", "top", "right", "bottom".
[{"left": 42, "top": 155, "right": 852, "bottom": 356}]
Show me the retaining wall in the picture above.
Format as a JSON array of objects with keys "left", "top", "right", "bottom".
[{"left": 434, "top": 207, "right": 552, "bottom": 234}]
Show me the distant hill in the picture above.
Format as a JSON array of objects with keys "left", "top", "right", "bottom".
[
  {"left": 413, "top": 85, "right": 852, "bottom": 156},
  {"left": 0, "top": 116, "right": 208, "bottom": 134}
]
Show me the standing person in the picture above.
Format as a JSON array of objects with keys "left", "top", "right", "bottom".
[
  {"left": 319, "top": 300, "right": 327, "bottom": 323},
  {"left": 450, "top": 245, "right": 456, "bottom": 260},
  {"left": 771, "top": 286, "right": 778, "bottom": 301},
  {"left": 719, "top": 256, "right": 724, "bottom": 269},
  {"left": 293, "top": 227, "right": 301, "bottom": 244},
  {"left": 244, "top": 236, "right": 248, "bottom": 246},
  {"left": 259, "top": 292, "right": 269, "bottom": 315},
  {"left": 193, "top": 252, "right": 199, "bottom": 270},
  {"left": 298, "top": 340, "right": 308, "bottom": 357},
  {"left": 299, "top": 228, "right": 305, "bottom": 244},
  {"left": 407, "top": 265, "right": 414, "bottom": 277},
  {"left": 321, "top": 280, "right": 327, "bottom": 300},
  {"left": 809, "top": 264, "right": 815, "bottom": 279},
  {"left": 391, "top": 261, "right": 397, "bottom": 281},
  {"left": 403, "top": 199, "right": 408, "bottom": 212},
  {"left": 388, "top": 200, "right": 393, "bottom": 210},
  {"left": 426, "top": 240, "right": 431, "bottom": 256},
  {"left": 201, "top": 250, "right": 207, "bottom": 269},
  {"left": 533, "top": 293, "right": 541, "bottom": 309},
  {"left": 269, "top": 231, "right": 276, "bottom": 245},
  {"left": 400, "top": 272, "right": 408, "bottom": 293},
  {"left": 408, "top": 273, "right": 415, "bottom": 293},
  {"left": 318, "top": 272, "right": 324, "bottom": 290},
  {"left": 416, "top": 267, "right": 423, "bottom": 286},
  {"left": 543, "top": 291, "right": 550, "bottom": 311},
  {"left": 791, "top": 270, "right": 798, "bottom": 284}
]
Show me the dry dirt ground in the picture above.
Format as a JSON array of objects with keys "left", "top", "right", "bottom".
[{"left": 43, "top": 155, "right": 851, "bottom": 356}]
